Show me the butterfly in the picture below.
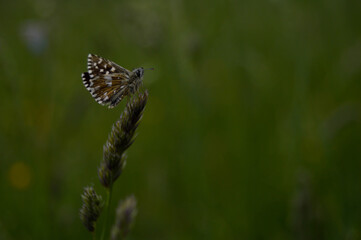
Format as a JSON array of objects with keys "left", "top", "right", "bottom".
[{"left": 82, "top": 54, "right": 151, "bottom": 108}]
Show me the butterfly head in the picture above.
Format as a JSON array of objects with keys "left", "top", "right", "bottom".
[{"left": 133, "top": 67, "right": 144, "bottom": 79}]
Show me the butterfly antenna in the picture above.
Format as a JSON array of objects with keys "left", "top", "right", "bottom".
[{"left": 144, "top": 67, "right": 154, "bottom": 71}]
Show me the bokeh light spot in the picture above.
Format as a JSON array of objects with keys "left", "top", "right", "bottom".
[{"left": 8, "top": 162, "right": 32, "bottom": 190}]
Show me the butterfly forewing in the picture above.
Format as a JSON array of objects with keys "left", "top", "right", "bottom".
[
  {"left": 82, "top": 54, "right": 131, "bottom": 108},
  {"left": 87, "top": 54, "right": 130, "bottom": 76}
]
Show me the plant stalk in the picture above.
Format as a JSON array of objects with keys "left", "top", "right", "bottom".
[{"left": 101, "top": 184, "right": 113, "bottom": 240}]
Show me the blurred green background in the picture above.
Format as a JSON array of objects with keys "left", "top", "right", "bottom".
[{"left": 1, "top": 0, "right": 361, "bottom": 239}]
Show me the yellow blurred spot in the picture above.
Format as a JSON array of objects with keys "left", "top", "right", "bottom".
[{"left": 8, "top": 162, "right": 32, "bottom": 190}]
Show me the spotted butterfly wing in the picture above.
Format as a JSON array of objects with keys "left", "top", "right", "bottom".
[{"left": 82, "top": 54, "right": 132, "bottom": 108}]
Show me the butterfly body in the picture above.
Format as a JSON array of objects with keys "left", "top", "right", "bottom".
[
  {"left": 82, "top": 54, "right": 145, "bottom": 108},
  {"left": 128, "top": 67, "right": 144, "bottom": 94}
]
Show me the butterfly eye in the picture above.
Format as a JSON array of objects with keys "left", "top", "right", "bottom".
[{"left": 134, "top": 68, "right": 144, "bottom": 78}]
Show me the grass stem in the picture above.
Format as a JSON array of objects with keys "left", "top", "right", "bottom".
[{"left": 101, "top": 185, "right": 113, "bottom": 240}]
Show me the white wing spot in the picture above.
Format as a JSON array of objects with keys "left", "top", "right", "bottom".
[
  {"left": 105, "top": 79, "right": 112, "bottom": 87},
  {"left": 111, "top": 67, "right": 116, "bottom": 72}
]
